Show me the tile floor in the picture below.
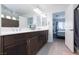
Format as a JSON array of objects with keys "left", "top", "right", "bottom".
[{"left": 37, "top": 39, "right": 76, "bottom": 55}]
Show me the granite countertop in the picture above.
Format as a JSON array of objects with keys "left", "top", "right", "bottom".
[{"left": 0, "top": 27, "right": 48, "bottom": 36}]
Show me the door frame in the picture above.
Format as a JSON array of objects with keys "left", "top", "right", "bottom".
[{"left": 74, "top": 5, "right": 79, "bottom": 52}]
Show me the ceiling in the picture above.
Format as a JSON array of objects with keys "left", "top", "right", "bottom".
[{"left": 4, "top": 4, "right": 69, "bottom": 16}]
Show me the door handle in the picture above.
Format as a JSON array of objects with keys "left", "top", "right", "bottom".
[
  {"left": 29, "top": 40, "right": 30, "bottom": 43},
  {"left": 69, "top": 29, "right": 74, "bottom": 31}
]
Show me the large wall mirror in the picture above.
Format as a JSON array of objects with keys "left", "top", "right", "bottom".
[
  {"left": 1, "top": 4, "right": 48, "bottom": 28},
  {"left": 26, "top": 15, "right": 47, "bottom": 30},
  {"left": 1, "top": 5, "right": 19, "bottom": 27}
]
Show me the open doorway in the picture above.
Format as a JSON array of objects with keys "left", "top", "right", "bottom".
[{"left": 53, "top": 11, "right": 65, "bottom": 41}]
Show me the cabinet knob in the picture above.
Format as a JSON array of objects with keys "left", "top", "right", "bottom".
[
  {"left": 29, "top": 40, "right": 30, "bottom": 43},
  {"left": 69, "top": 29, "right": 74, "bottom": 31}
]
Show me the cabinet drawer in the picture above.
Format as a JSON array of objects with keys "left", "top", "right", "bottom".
[
  {"left": 4, "top": 43, "right": 27, "bottom": 55},
  {"left": 25, "top": 32, "right": 38, "bottom": 38},
  {"left": 16, "top": 43, "right": 27, "bottom": 55}
]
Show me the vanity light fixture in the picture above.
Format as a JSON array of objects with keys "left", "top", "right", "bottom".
[
  {"left": 33, "top": 8, "right": 46, "bottom": 17},
  {"left": 1, "top": 14, "right": 4, "bottom": 18},
  {"left": 12, "top": 17, "right": 16, "bottom": 20},
  {"left": 6, "top": 15, "right": 11, "bottom": 19}
]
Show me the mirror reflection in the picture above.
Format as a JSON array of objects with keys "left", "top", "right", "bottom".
[{"left": 1, "top": 4, "right": 48, "bottom": 29}]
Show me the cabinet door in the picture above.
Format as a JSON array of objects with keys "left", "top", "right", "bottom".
[
  {"left": 39, "top": 31, "right": 45, "bottom": 45},
  {"left": 38, "top": 33, "right": 43, "bottom": 47},
  {"left": 27, "top": 36, "right": 39, "bottom": 55},
  {"left": 39, "top": 31, "right": 48, "bottom": 47},
  {"left": 16, "top": 43, "right": 27, "bottom": 55},
  {"left": 3, "top": 35, "right": 16, "bottom": 47},
  {"left": 0, "top": 36, "right": 4, "bottom": 54},
  {"left": 3, "top": 34, "right": 27, "bottom": 55},
  {"left": 14, "top": 34, "right": 25, "bottom": 44},
  {"left": 43, "top": 31, "right": 48, "bottom": 43},
  {"left": 0, "top": 37, "right": 1, "bottom": 54},
  {"left": 4, "top": 46, "right": 17, "bottom": 55}
]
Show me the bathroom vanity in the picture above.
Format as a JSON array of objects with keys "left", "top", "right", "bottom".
[
  {"left": 0, "top": 30, "right": 48, "bottom": 55},
  {"left": 0, "top": 4, "right": 48, "bottom": 55}
]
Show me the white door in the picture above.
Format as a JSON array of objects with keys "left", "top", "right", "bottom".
[{"left": 65, "top": 5, "right": 74, "bottom": 52}]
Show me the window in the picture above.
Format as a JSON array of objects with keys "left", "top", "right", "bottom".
[{"left": 58, "top": 22, "right": 65, "bottom": 30}]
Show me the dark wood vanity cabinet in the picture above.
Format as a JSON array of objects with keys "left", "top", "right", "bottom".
[
  {"left": 0, "top": 30, "right": 48, "bottom": 55},
  {"left": 26, "top": 31, "right": 48, "bottom": 55},
  {"left": 3, "top": 34, "right": 26, "bottom": 55},
  {"left": 38, "top": 31, "right": 48, "bottom": 47}
]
